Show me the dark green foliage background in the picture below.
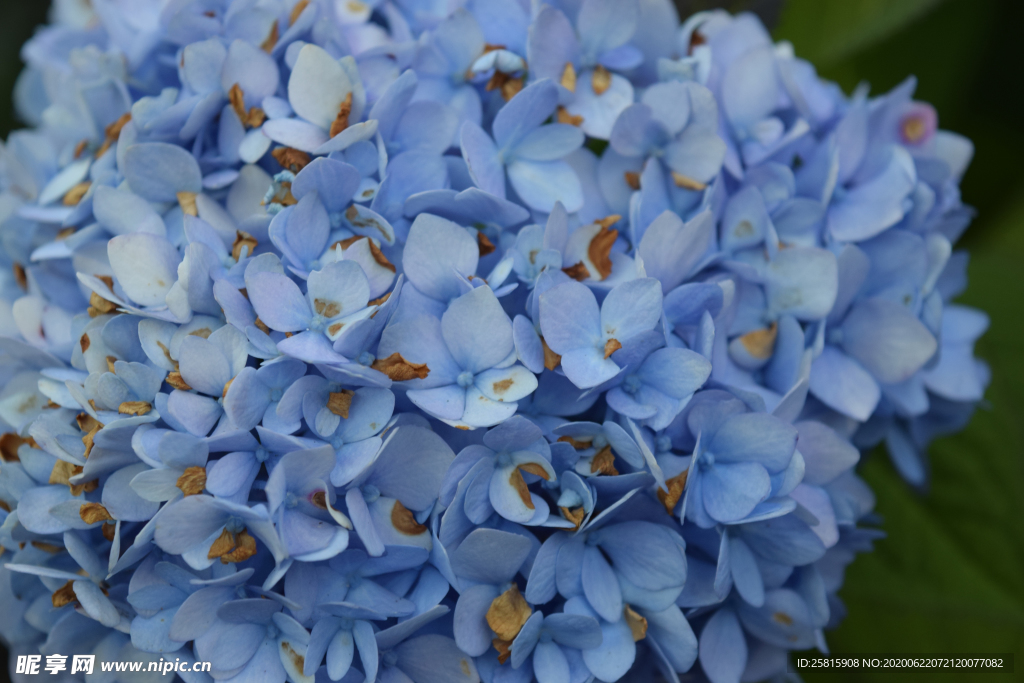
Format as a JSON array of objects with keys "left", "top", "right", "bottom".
[{"left": 1, "top": 1, "right": 1022, "bottom": 681}]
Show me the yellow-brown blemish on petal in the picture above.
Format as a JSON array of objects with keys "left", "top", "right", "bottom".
[
  {"left": 290, "top": 0, "right": 310, "bottom": 25},
  {"left": 371, "top": 352, "right": 429, "bottom": 381},
  {"left": 491, "top": 378, "right": 514, "bottom": 395},
  {"left": 78, "top": 413, "right": 102, "bottom": 459},
  {"left": 901, "top": 115, "right": 928, "bottom": 144},
  {"left": 12, "top": 262, "right": 27, "bottom": 291},
  {"left": 57, "top": 226, "right": 76, "bottom": 240},
  {"left": 738, "top": 322, "right": 778, "bottom": 360},
  {"left": 671, "top": 172, "right": 707, "bottom": 191},
  {"left": 105, "top": 356, "right": 118, "bottom": 374},
  {"left": 486, "top": 584, "right": 532, "bottom": 641},
  {"left": 79, "top": 502, "right": 113, "bottom": 525},
  {"left": 220, "top": 529, "right": 258, "bottom": 563},
  {"left": 560, "top": 62, "right": 577, "bottom": 92},
  {"left": 391, "top": 500, "right": 428, "bottom": 535},
  {"left": 590, "top": 445, "right": 618, "bottom": 475},
  {"left": 63, "top": 181, "right": 92, "bottom": 206},
  {"left": 501, "top": 76, "right": 524, "bottom": 101},
  {"left": 310, "top": 490, "right": 328, "bottom": 509},
  {"left": 222, "top": 377, "right": 235, "bottom": 398},
  {"left": 0, "top": 433, "right": 33, "bottom": 462},
  {"left": 232, "top": 230, "right": 258, "bottom": 262},
  {"left": 0, "top": 499, "right": 10, "bottom": 512},
  {"left": 97, "top": 112, "right": 132, "bottom": 157},
  {"left": 772, "top": 612, "right": 794, "bottom": 626},
  {"left": 595, "top": 215, "right": 621, "bottom": 230},
  {"left": 562, "top": 261, "right": 590, "bottom": 281},
  {"left": 367, "top": 239, "right": 396, "bottom": 272},
  {"left": 556, "top": 106, "right": 583, "bottom": 127},
  {"left": 344, "top": 205, "right": 394, "bottom": 242},
  {"left": 229, "top": 84, "right": 267, "bottom": 128},
  {"left": 509, "top": 468, "right": 534, "bottom": 510},
  {"left": 208, "top": 528, "right": 235, "bottom": 559},
  {"left": 166, "top": 371, "right": 192, "bottom": 391},
  {"left": 271, "top": 146, "right": 311, "bottom": 173},
  {"left": 657, "top": 469, "right": 688, "bottom": 514},
  {"left": 102, "top": 522, "right": 116, "bottom": 541},
  {"left": 592, "top": 65, "right": 612, "bottom": 95},
  {"left": 176, "top": 466, "right": 207, "bottom": 496},
  {"left": 118, "top": 401, "right": 152, "bottom": 416},
  {"left": 52, "top": 580, "right": 77, "bottom": 608},
  {"left": 328, "top": 322, "right": 344, "bottom": 336},
  {"left": 541, "top": 337, "right": 561, "bottom": 371},
  {"left": 189, "top": 327, "right": 213, "bottom": 339},
  {"left": 624, "top": 171, "right": 641, "bottom": 190},
  {"left": 177, "top": 191, "right": 199, "bottom": 217},
  {"left": 329, "top": 92, "right": 353, "bottom": 138},
  {"left": 49, "top": 459, "right": 79, "bottom": 487},
  {"left": 560, "top": 506, "right": 586, "bottom": 529},
  {"left": 327, "top": 390, "right": 355, "bottom": 418},
  {"left": 74, "top": 139, "right": 89, "bottom": 159},
  {"left": 588, "top": 224, "right": 618, "bottom": 280},
  {"left": 477, "top": 231, "right": 496, "bottom": 256},
  {"left": 254, "top": 317, "right": 271, "bottom": 334},
  {"left": 88, "top": 291, "right": 118, "bottom": 317},
  {"left": 280, "top": 642, "right": 305, "bottom": 675},
  {"left": 31, "top": 540, "right": 64, "bottom": 554},
  {"left": 518, "top": 462, "right": 552, "bottom": 481},
  {"left": 603, "top": 338, "right": 622, "bottom": 359},
  {"left": 492, "top": 638, "right": 513, "bottom": 664},
  {"left": 624, "top": 605, "right": 648, "bottom": 641},
  {"left": 314, "top": 298, "right": 342, "bottom": 318},
  {"left": 556, "top": 435, "right": 591, "bottom": 450},
  {"left": 261, "top": 19, "right": 280, "bottom": 52}
]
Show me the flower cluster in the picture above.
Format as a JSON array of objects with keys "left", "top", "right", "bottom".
[{"left": 0, "top": 1, "right": 987, "bottom": 683}]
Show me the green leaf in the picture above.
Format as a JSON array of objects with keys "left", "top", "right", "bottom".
[
  {"left": 773, "top": 0, "right": 951, "bottom": 66},
  {"left": 801, "top": 193, "right": 1024, "bottom": 682}
]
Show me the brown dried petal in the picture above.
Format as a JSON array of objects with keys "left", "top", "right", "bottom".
[
  {"left": 671, "top": 172, "right": 707, "bottom": 191},
  {"left": 590, "top": 446, "right": 619, "bottom": 476},
  {"left": 255, "top": 317, "right": 271, "bottom": 334},
  {"left": 80, "top": 333, "right": 91, "bottom": 353},
  {"left": 738, "top": 322, "right": 778, "bottom": 360},
  {"left": 518, "top": 462, "right": 552, "bottom": 481},
  {"left": 31, "top": 540, "right": 64, "bottom": 553},
  {"left": 221, "top": 529, "right": 258, "bottom": 563},
  {"left": 311, "top": 490, "right": 328, "bottom": 509},
  {"left": 588, "top": 225, "right": 617, "bottom": 280},
  {"left": 372, "top": 352, "right": 429, "bottom": 381},
  {"left": 556, "top": 106, "right": 583, "bottom": 127},
  {"left": 52, "top": 581, "right": 77, "bottom": 608},
  {"left": 592, "top": 65, "right": 612, "bottom": 95},
  {"left": 541, "top": 338, "right": 562, "bottom": 371},
  {"left": 208, "top": 528, "right": 236, "bottom": 559},
  {"left": 13, "top": 263, "right": 27, "bottom": 291},
  {"left": 624, "top": 171, "right": 641, "bottom": 190},
  {"left": 773, "top": 611, "right": 794, "bottom": 626},
  {"left": 232, "top": 230, "right": 259, "bottom": 262},
  {"left": 391, "top": 500, "right": 428, "bottom": 536},
  {"left": 556, "top": 435, "right": 591, "bottom": 450},
  {"left": 508, "top": 468, "right": 534, "bottom": 510},
  {"left": 486, "top": 584, "right": 532, "bottom": 641},
  {"left": 477, "top": 231, "right": 496, "bottom": 257},
  {"left": 367, "top": 239, "right": 396, "bottom": 272},
  {"left": 501, "top": 77, "right": 524, "bottom": 101},
  {"left": 261, "top": 20, "right": 280, "bottom": 52},
  {"left": 329, "top": 92, "right": 353, "bottom": 138},
  {"left": 492, "top": 638, "right": 513, "bottom": 664},
  {"left": 166, "top": 371, "right": 192, "bottom": 391},
  {"left": 560, "top": 62, "right": 577, "bottom": 92},
  {"left": 50, "top": 459, "right": 79, "bottom": 487},
  {"left": 63, "top": 181, "right": 92, "bottom": 206},
  {"left": 272, "top": 147, "right": 312, "bottom": 173},
  {"left": 657, "top": 469, "right": 688, "bottom": 515},
  {"left": 80, "top": 502, "right": 113, "bottom": 525},
  {"left": 118, "top": 401, "right": 152, "bottom": 416},
  {"left": 560, "top": 506, "right": 586, "bottom": 529},
  {"left": 290, "top": 0, "right": 310, "bottom": 25},
  {"left": 327, "top": 390, "right": 355, "bottom": 418},
  {"left": 603, "top": 338, "right": 622, "bottom": 359},
  {"left": 624, "top": 605, "right": 648, "bottom": 641},
  {"left": 177, "top": 191, "right": 199, "bottom": 217},
  {"left": 89, "top": 291, "right": 118, "bottom": 317},
  {"left": 106, "top": 356, "right": 118, "bottom": 374},
  {"left": 176, "top": 466, "right": 207, "bottom": 496},
  {"left": 562, "top": 261, "right": 590, "bottom": 281},
  {"left": 102, "top": 522, "right": 117, "bottom": 542},
  {"left": 0, "top": 433, "right": 30, "bottom": 461}
]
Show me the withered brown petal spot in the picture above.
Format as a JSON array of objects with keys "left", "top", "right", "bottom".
[
  {"left": 166, "top": 371, "right": 192, "bottom": 391},
  {"left": 624, "top": 171, "right": 641, "bottom": 190},
  {"left": 118, "top": 401, "right": 153, "bottom": 416},
  {"left": 106, "top": 356, "right": 118, "bottom": 374},
  {"left": 562, "top": 261, "right": 591, "bottom": 281},
  {"left": 329, "top": 92, "right": 353, "bottom": 138},
  {"left": 391, "top": 500, "right": 428, "bottom": 535},
  {"left": 588, "top": 225, "right": 617, "bottom": 280},
  {"left": 486, "top": 584, "right": 532, "bottom": 641},
  {"left": 367, "top": 239, "right": 396, "bottom": 272},
  {"left": 491, "top": 378, "right": 514, "bottom": 396},
  {"left": 271, "top": 146, "right": 312, "bottom": 173},
  {"left": 477, "top": 231, "right": 496, "bottom": 257},
  {"left": 560, "top": 506, "right": 586, "bottom": 529},
  {"left": 314, "top": 298, "right": 342, "bottom": 318},
  {"left": 560, "top": 62, "right": 577, "bottom": 92},
  {"left": 518, "top": 462, "right": 552, "bottom": 481},
  {"left": 222, "top": 377, "right": 235, "bottom": 398},
  {"left": 671, "top": 172, "right": 707, "bottom": 191},
  {"left": 74, "top": 139, "right": 89, "bottom": 159},
  {"left": 590, "top": 445, "right": 619, "bottom": 476},
  {"left": 261, "top": 19, "right": 280, "bottom": 52},
  {"left": 97, "top": 112, "right": 132, "bottom": 157},
  {"left": 52, "top": 581, "right": 77, "bottom": 608},
  {"left": 254, "top": 317, "right": 271, "bottom": 334},
  {"left": 49, "top": 459, "right": 79, "bottom": 487},
  {"left": 556, "top": 435, "right": 591, "bottom": 450},
  {"left": 369, "top": 292, "right": 391, "bottom": 307},
  {"left": 501, "top": 77, "right": 524, "bottom": 101},
  {"left": 56, "top": 226, "right": 76, "bottom": 240},
  {"left": 738, "top": 322, "right": 778, "bottom": 360},
  {"left": 0, "top": 433, "right": 30, "bottom": 461},
  {"left": 79, "top": 502, "right": 113, "bottom": 525},
  {"left": 80, "top": 333, "right": 91, "bottom": 353},
  {"left": 657, "top": 469, "right": 688, "bottom": 514},
  {"left": 624, "top": 605, "right": 648, "bottom": 641},
  {"left": 492, "top": 638, "right": 513, "bottom": 664},
  {"left": 222, "top": 530, "right": 258, "bottom": 563},
  {"left": 310, "top": 490, "right": 328, "bottom": 509},
  {"left": 280, "top": 642, "right": 305, "bottom": 676},
  {"left": 101, "top": 522, "right": 117, "bottom": 542},
  {"left": 208, "top": 528, "right": 236, "bottom": 559},
  {"left": 556, "top": 106, "right": 584, "bottom": 126},
  {"left": 31, "top": 540, "right": 64, "bottom": 554},
  {"left": 592, "top": 65, "right": 612, "bottom": 95},
  {"left": 327, "top": 390, "right": 355, "bottom": 418},
  {"left": 78, "top": 413, "right": 102, "bottom": 459},
  {"left": 603, "top": 338, "right": 622, "bottom": 359},
  {"left": 290, "top": 0, "right": 310, "bottom": 25},
  {"left": 89, "top": 291, "right": 118, "bottom": 317},
  {"left": 508, "top": 468, "right": 535, "bottom": 510},
  {"left": 63, "top": 181, "right": 92, "bottom": 206},
  {"left": 177, "top": 191, "right": 199, "bottom": 217},
  {"left": 13, "top": 262, "right": 27, "bottom": 291},
  {"left": 541, "top": 337, "right": 562, "bottom": 371},
  {"left": 371, "top": 353, "right": 429, "bottom": 381},
  {"left": 232, "top": 230, "right": 258, "bottom": 262},
  {"left": 772, "top": 611, "right": 794, "bottom": 626},
  {"left": 176, "top": 466, "right": 207, "bottom": 496}
]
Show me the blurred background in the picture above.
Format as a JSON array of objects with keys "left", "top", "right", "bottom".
[{"left": 1, "top": 1, "right": 1021, "bottom": 681}]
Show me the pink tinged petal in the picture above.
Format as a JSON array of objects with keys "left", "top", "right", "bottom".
[
  {"left": 289, "top": 44, "right": 353, "bottom": 130},
  {"left": 507, "top": 159, "right": 583, "bottom": 214},
  {"left": 809, "top": 345, "right": 880, "bottom": 422},
  {"left": 108, "top": 233, "right": 182, "bottom": 306},
  {"left": 246, "top": 271, "right": 311, "bottom": 332}
]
